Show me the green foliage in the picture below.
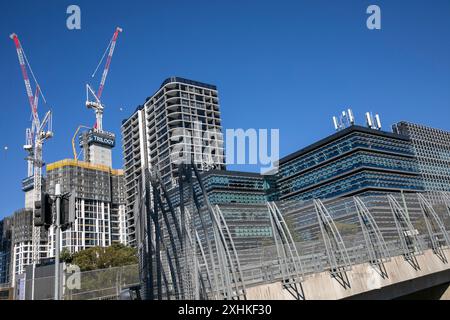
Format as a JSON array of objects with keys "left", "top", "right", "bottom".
[
  {"left": 60, "top": 248, "right": 73, "bottom": 263},
  {"left": 72, "top": 243, "right": 138, "bottom": 272}
]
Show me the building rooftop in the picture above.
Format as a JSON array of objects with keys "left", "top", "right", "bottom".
[
  {"left": 46, "top": 159, "right": 123, "bottom": 176},
  {"left": 160, "top": 76, "right": 217, "bottom": 90},
  {"left": 200, "top": 169, "right": 263, "bottom": 179},
  {"left": 122, "top": 76, "right": 217, "bottom": 125},
  {"left": 394, "top": 121, "right": 450, "bottom": 135},
  {"left": 279, "top": 125, "right": 410, "bottom": 165}
]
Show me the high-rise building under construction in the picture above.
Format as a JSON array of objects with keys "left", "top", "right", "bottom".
[
  {"left": 0, "top": 217, "right": 12, "bottom": 285},
  {"left": 45, "top": 159, "right": 126, "bottom": 255},
  {"left": 9, "top": 132, "right": 127, "bottom": 283},
  {"left": 43, "top": 121, "right": 127, "bottom": 254}
]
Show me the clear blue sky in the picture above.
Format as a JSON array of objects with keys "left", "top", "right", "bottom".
[{"left": 1, "top": 0, "right": 450, "bottom": 218}]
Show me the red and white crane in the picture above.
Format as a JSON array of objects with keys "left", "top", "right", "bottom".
[
  {"left": 86, "top": 27, "right": 122, "bottom": 132},
  {"left": 10, "top": 33, "right": 53, "bottom": 275}
]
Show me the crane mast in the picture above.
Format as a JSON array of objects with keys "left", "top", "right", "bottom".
[
  {"left": 10, "top": 33, "right": 53, "bottom": 272},
  {"left": 25, "top": 128, "right": 34, "bottom": 177},
  {"left": 24, "top": 86, "right": 41, "bottom": 178}
]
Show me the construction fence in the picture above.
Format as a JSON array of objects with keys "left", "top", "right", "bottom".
[{"left": 22, "top": 264, "right": 139, "bottom": 300}]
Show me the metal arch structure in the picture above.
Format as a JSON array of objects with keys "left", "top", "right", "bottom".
[
  {"left": 183, "top": 208, "right": 215, "bottom": 299},
  {"left": 387, "top": 194, "right": 423, "bottom": 260},
  {"left": 442, "top": 192, "right": 450, "bottom": 219},
  {"left": 138, "top": 168, "right": 190, "bottom": 300},
  {"left": 141, "top": 169, "right": 155, "bottom": 300},
  {"left": 183, "top": 209, "right": 211, "bottom": 300},
  {"left": 146, "top": 167, "right": 198, "bottom": 300},
  {"left": 151, "top": 167, "right": 214, "bottom": 300},
  {"left": 151, "top": 183, "right": 182, "bottom": 299},
  {"left": 313, "top": 199, "right": 352, "bottom": 283},
  {"left": 266, "top": 202, "right": 304, "bottom": 299},
  {"left": 354, "top": 196, "right": 390, "bottom": 277},
  {"left": 133, "top": 174, "right": 150, "bottom": 300},
  {"left": 178, "top": 163, "right": 219, "bottom": 299},
  {"left": 417, "top": 193, "right": 450, "bottom": 262},
  {"left": 189, "top": 163, "right": 247, "bottom": 300},
  {"left": 135, "top": 163, "right": 247, "bottom": 300},
  {"left": 178, "top": 164, "right": 219, "bottom": 299},
  {"left": 213, "top": 205, "right": 247, "bottom": 300}
]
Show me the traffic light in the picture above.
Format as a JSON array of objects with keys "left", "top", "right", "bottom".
[
  {"left": 34, "top": 198, "right": 44, "bottom": 227},
  {"left": 43, "top": 193, "right": 53, "bottom": 229},
  {"left": 61, "top": 192, "right": 76, "bottom": 231},
  {"left": 34, "top": 192, "right": 53, "bottom": 228}
]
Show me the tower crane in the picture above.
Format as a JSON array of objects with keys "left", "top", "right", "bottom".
[
  {"left": 10, "top": 33, "right": 53, "bottom": 273},
  {"left": 86, "top": 27, "right": 122, "bottom": 132}
]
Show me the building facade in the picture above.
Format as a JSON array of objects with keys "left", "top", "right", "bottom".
[
  {"left": 122, "top": 77, "right": 226, "bottom": 245},
  {"left": 0, "top": 217, "right": 12, "bottom": 285},
  {"left": 274, "top": 125, "right": 425, "bottom": 202},
  {"left": 162, "top": 170, "right": 274, "bottom": 254},
  {"left": 45, "top": 160, "right": 127, "bottom": 255},
  {"left": 393, "top": 121, "right": 450, "bottom": 193},
  {"left": 79, "top": 129, "right": 116, "bottom": 167},
  {"left": 193, "top": 170, "right": 273, "bottom": 206},
  {"left": 194, "top": 171, "right": 274, "bottom": 251},
  {"left": 10, "top": 209, "right": 48, "bottom": 285}
]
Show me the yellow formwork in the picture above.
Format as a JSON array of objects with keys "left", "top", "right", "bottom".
[{"left": 46, "top": 159, "right": 123, "bottom": 176}]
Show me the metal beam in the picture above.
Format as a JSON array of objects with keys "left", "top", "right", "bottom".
[
  {"left": 313, "top": 199, "right": 351, "bottom": 276},
  {"left": 387, "top": 194, "right": 422, "bottom": 260},
  {"left": 267, "top": 202, "right": 303, "bottom": 283},
  {"left": 417, "top": 193, "right": 450, "bottom": 261},
  {"left": 354, "top": 196, "right": 390, "bottom": 264}
]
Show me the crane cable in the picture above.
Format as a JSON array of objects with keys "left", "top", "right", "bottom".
[
  {"left": 21, "top": 44, "right": 47, "bottom": 104},
  {"left": 91, "top": 37, "right": 113, "bottom": 79}
]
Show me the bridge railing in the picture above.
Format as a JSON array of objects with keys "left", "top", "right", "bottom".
[{"left": 232, "top": 192, "right": 450, "bottom": 289}]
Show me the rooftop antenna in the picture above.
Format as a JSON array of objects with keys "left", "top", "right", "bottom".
[
  {"left": 333, "top": 116, "right": 340, "bottom": 131},
  {"left": 375, "top": 114, "right": 382, "bottom": 130},
  {"left": 365, "top": 112, "right": 373, "bottom": 128},
  {"left": 347, "top": 109, "right": 355, "bottom": 125},
  {"left": 365, "top": 112, "right": 382, "bottom": 130},
  {"left": 332, "top": 108, "right": 355, "bottom": 131}
]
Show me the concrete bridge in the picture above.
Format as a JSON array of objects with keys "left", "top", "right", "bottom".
[
  {"left": 216, "top": 192, "right": 450, "bottom": 300},
  {"left": 245, "top": 247, "right": 450, "bottom": 300}
]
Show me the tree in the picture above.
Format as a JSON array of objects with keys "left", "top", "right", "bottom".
[
  {"left": 60, "top": 248, "right": 73, "bottom": 264},
  {"left": 72, "top": 243, "right": 138, "bottom": 272}
]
